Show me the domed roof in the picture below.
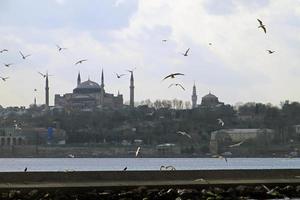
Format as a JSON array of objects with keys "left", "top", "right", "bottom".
[
  {"left": 77, "top": 80, "right": 100, "bottom": 89},
  {"left": 202, "top": 92, "right": 218, "bottom": 99}
]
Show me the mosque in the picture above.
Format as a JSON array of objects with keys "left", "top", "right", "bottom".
[
  {"left": 191, "top": 83, "right": 224, "bottom": 108},
  {"left": 54, "top": 70, "right": 134, "bottom": 109}
]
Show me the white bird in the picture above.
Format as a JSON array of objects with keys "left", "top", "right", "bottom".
[
  {"left": 267, "top": 50, "right": 275, "bottom": 54},
  {"left": 162, "top": 73, "right": 184, "bottom": 81},
  {"left": 168, "top": 83, "right": 185, "bottom": 91},
  {"left": 228, "top": 140, "right": 245, "bottom": 148},
  {"left": 176, "top": 131, "right": 192, "bottom": 139},
  {"left": 68, "top": 154, "right": 75, "bottom": 158},
  {"left": 3, "top": 63, "right": 13, "bottom": 67},
  {"left": 75, "top": 59, "right": 87, "bottom": 65},
  {"left": 56, "top": 44, "right": 67, "bottom": 52},
  {"left": 0, "top": 49, "right": 8, "bottom": 53},
  {"left": 217, "top": 118, "right": 224, "bottom": 126},
  {"left": 135, "top": 147, "right": 141, "bottom": 157},
  {"left": 257, "top": 19, "right": 266, "bottom": 33},
  {"left": 19, "top": 51, "right": 31, "bottom": 59}
]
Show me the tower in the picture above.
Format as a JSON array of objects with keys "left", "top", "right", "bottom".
[
  {"left": 77, "top": 71, "right": 81, "bottom": 86},
  {"left": 100, "top": 69, "right": 105, "bottom": 104},
  {"left": 192, "top": 82, "right": 197, "bottom": 108},
  {"left": 130, "top": 71, "right": 134, "bottom": 108},
  {"left": 45, "top": 73, "right": 49, "bottom": 107}
]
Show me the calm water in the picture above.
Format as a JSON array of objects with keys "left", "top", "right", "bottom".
[{"left": 0, "top": 158, "right": 300, "bottom": 172}]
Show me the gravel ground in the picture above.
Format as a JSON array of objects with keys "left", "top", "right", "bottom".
[{"left": 1, "top": 185, "right": 300, "bottom": 200}]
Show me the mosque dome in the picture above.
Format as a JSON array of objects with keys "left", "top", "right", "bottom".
[
  {"left": 73, "top": 80, "right": 101, "bottom": 94},
  {"left": 201, "top": 92, "right": 219, "bottom": 106}
]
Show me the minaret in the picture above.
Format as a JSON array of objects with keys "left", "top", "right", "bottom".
[
  {"left": 34, "top": 97, "right": 36, "bottom": 106},
  {"left": 130, "top": 71, "right": 134, "bottom": 108},
  {"left": 192, "top": 82, "right": 197, "bottom": 109},
  {"left": 100, "top": 69, "right": 105, "bottom": 105},
  {"left": 77, "top": 71, "right": 81, "bottom": 86},
  {"left": 45, "top": 73, "right": 49, "bottom": 107}
]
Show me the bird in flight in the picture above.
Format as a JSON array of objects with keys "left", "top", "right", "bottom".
[
  {"left": 56, "top": 44, "right": 67, "bottom": 52},
  {"left": 75, "top": 59, "right": 87, "bottom": 65},
  {"left": 135, "top": 146, "right": 141, "bottom": 157},
  {"left": 228, "top": 140, "right": 246, "bottom": 148},
  {"left": 0, "top": 76, "right": 9, "bottom": 81},
  {"left": 168, "top": 83, "right": 185, "bottom": 91},
  {"left": 162, "top": 73, "right": 184, "bottom": 81},
  {"left": 3, "top": 63, "right": 13, "bottom": 68},
  {"left": 0, "top": 49, "right": 8, "bottom": 53},
  {"left": 176, "top": 131, "right": 192, "bottom": 139},
  {"left": 115, "top": 73, "right": 126, "bottom": 79},
  {"left": 217, "top": 118, "right": 224, "bottom": 126},
  {"left": 257, "top": 19, "right": 266, "bottom": 33},
  {"left": 181, "top": 48, "right": 190, "bottom": 56},
  {"left": 267, "top": 50, "right": 275, "bottom": 54},
  {"left": 162, "top": 39, "right": 167, "bottom": 42},
  {"left": 19, "top": 51, "right": 31, "bottom": 59}
]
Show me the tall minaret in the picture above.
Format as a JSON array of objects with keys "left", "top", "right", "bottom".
[
  {"left": 129, "top": 71, "right": 134, "bottom": 108},
  {"left": 100, "top": 69, "right": 105, "bottom": 105},
  {"left": 77, "top": 71, "right": 81, "bottom": 86},
  {"left": 192, "top": 82, "right": 197, "bottom": 109},
  {"left": 101, "top": 69, "right": 105, "bottom": 89},
  {"left": 45, "top": 73, "right": 49, "bottom": 107}
]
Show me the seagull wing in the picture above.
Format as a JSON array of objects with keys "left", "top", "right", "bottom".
[
  {"left": 177, "top": 84, "right": 185, "bottom": 90},
  {"left": 135, "top": 147, "right": 141, "bottom": 157},
  {"left": 173, "top": 73, "right": 185, "bottom": 76},
  {"left": 262, "top": 26, "right": 266, "bottom": 33},
  {"left": 185, "top": 48, "right": 190, "bottom": 54},
  {"left": 19, "top": 51, "right": 24, "bottom": 58},
  {"left": 168, "top": 83, "right": 174, "bottom": 88},
  {"left": 257, "top": 18, "right": 263, "bottom": 26},
  {"left": 163, "top": 74, "right": 173, "bottom": 80}
]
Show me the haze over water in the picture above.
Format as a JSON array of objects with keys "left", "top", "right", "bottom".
[{"left": 0, "top": 158, "right": 300, "bottom": 172}]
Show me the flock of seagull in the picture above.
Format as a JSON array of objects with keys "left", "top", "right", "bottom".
[{"left": 2, "top": 18, "right": 274, "bottom": 171}]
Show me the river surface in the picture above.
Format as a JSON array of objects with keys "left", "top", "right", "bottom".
[{"left": 0, "top": 158, "right": 299, "bottom": 172}]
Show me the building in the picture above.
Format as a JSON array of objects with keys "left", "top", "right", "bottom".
[
  {"left": 200, "top": 92, "right": 224, "bottom": 107},
  {"left": 54, "top": 70, "right": 124, "bottom": 110}
]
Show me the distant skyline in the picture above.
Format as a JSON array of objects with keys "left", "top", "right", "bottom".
[{"left": 1, "top": 0, "right": 300, "bottom": 107}]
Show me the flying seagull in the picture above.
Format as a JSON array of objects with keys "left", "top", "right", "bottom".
[
  {"left": 168, "top": 83, "right": 185, "bottom": 91},
  {"left": 56, "top": 44, "right": 67, "bottom": 52},
  {"left": 228, "top": 140, "right": 245, "bottom": 148},
  {"left": 181, "top": 48, "right": 190, "bottom": 56},
  {"left": 262, "top": 184, "right": 280, "bottom": 196},
  {"left": 3, "top": 63, "right": 13, "bottom": 68},
  {"left": 75, "top": 59, "right": 87, "bottom": 65},
  {"left": 217, "top": 118, "right": 224, "bottom": 126},
  {"left": 115, "top": 73, "right": 126, "bottom": 79},
  {"left": 162, "top": 73, "right": 184, "bottom": 81},
  {"left": 0, "top": 49, "right": 8, "bottom": 53},
  {"left": 0, "top": 76, "right": 9, "bottom": 81},
  {"left": 257, "top": 19, "right": 266, "bottom": 33},
  {"left": 176, "top": 131, "right": 192, "bottom": 139},
  {"left": 162, "top": 39, "right": 167, "bottom": 42},
  {"left": 19, "top": 51, "right": 31, "bottom": 59},
  {"left": 267, "top": 50, "right": 275, "bottom": 54},
  {"left": 135, "top": 146, "right": 141, "bottom": 157}
]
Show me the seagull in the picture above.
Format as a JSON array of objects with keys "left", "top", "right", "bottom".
[
  {"left": 24, "top": 167, "right": 27, "bottom": 172},
  {"left": 0, "top": 76, "right": 9, "bottom": 81},
  {"left": 123, "top": 167, "right": 127, "bottom": 171},
  {"left": 228, "top": 140, "right": 245, "bottom": 148},
  {"left": 257, "top": 19, "right": 266, "bottom": 33},
  {"left": 176, "top": 131, "right": 192, "bottom": 139},
  {"left": 181, "top": 48, "right": 190, "bottom": 56},
  {"left": 19, "top": 51, "right": 31, "bottom": 59},
  {"left": 162, "top": 73, "right": 184, "bottom": 81},
  {"left": 135, "top": 146, "right": 141, "bottom": 157},
  {"left": 217, "top": 118, "right": 224, "bottom": 126},
  {"left": 267, "top": 50, "right": 275, "bottom": 54},
  {"left": 56, "top": 44, "right": 67, "bottom": 52},
  {"left": 3, "top": 63, "right": 13, "bottom": 68},
  {"left": 115, "top": 73, "right": 126, "bottom": 78},
  {"left": 262, "top": 184, "right": 280, "bottom": 196},
  {"left": 0, "top": 49, "right": 8, "bottom": 53},
  {"left": 75, "top": 59, "right": 87, "bottom": 65},
  {"left": 168, "top": 83, "right": 185, "bottom": 91},
  {"left": 162, "top": 39, "right": 167, "bottom": 42}
]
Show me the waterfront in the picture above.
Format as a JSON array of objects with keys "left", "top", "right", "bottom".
[{"left": 0, "top": 158, "right": 300, "bottom": 172}]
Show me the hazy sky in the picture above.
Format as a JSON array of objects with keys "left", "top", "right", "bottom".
[{"left": 0, "top": 0, "right": 300, "bottom": 107}]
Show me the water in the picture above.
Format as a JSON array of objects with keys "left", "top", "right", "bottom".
[{"left": 0, "top": 158, "right": 299, "bottom": 172}]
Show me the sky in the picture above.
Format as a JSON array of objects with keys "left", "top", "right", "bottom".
[{"left": 0, "top": 0, "right": 300, "bottom": 107}]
